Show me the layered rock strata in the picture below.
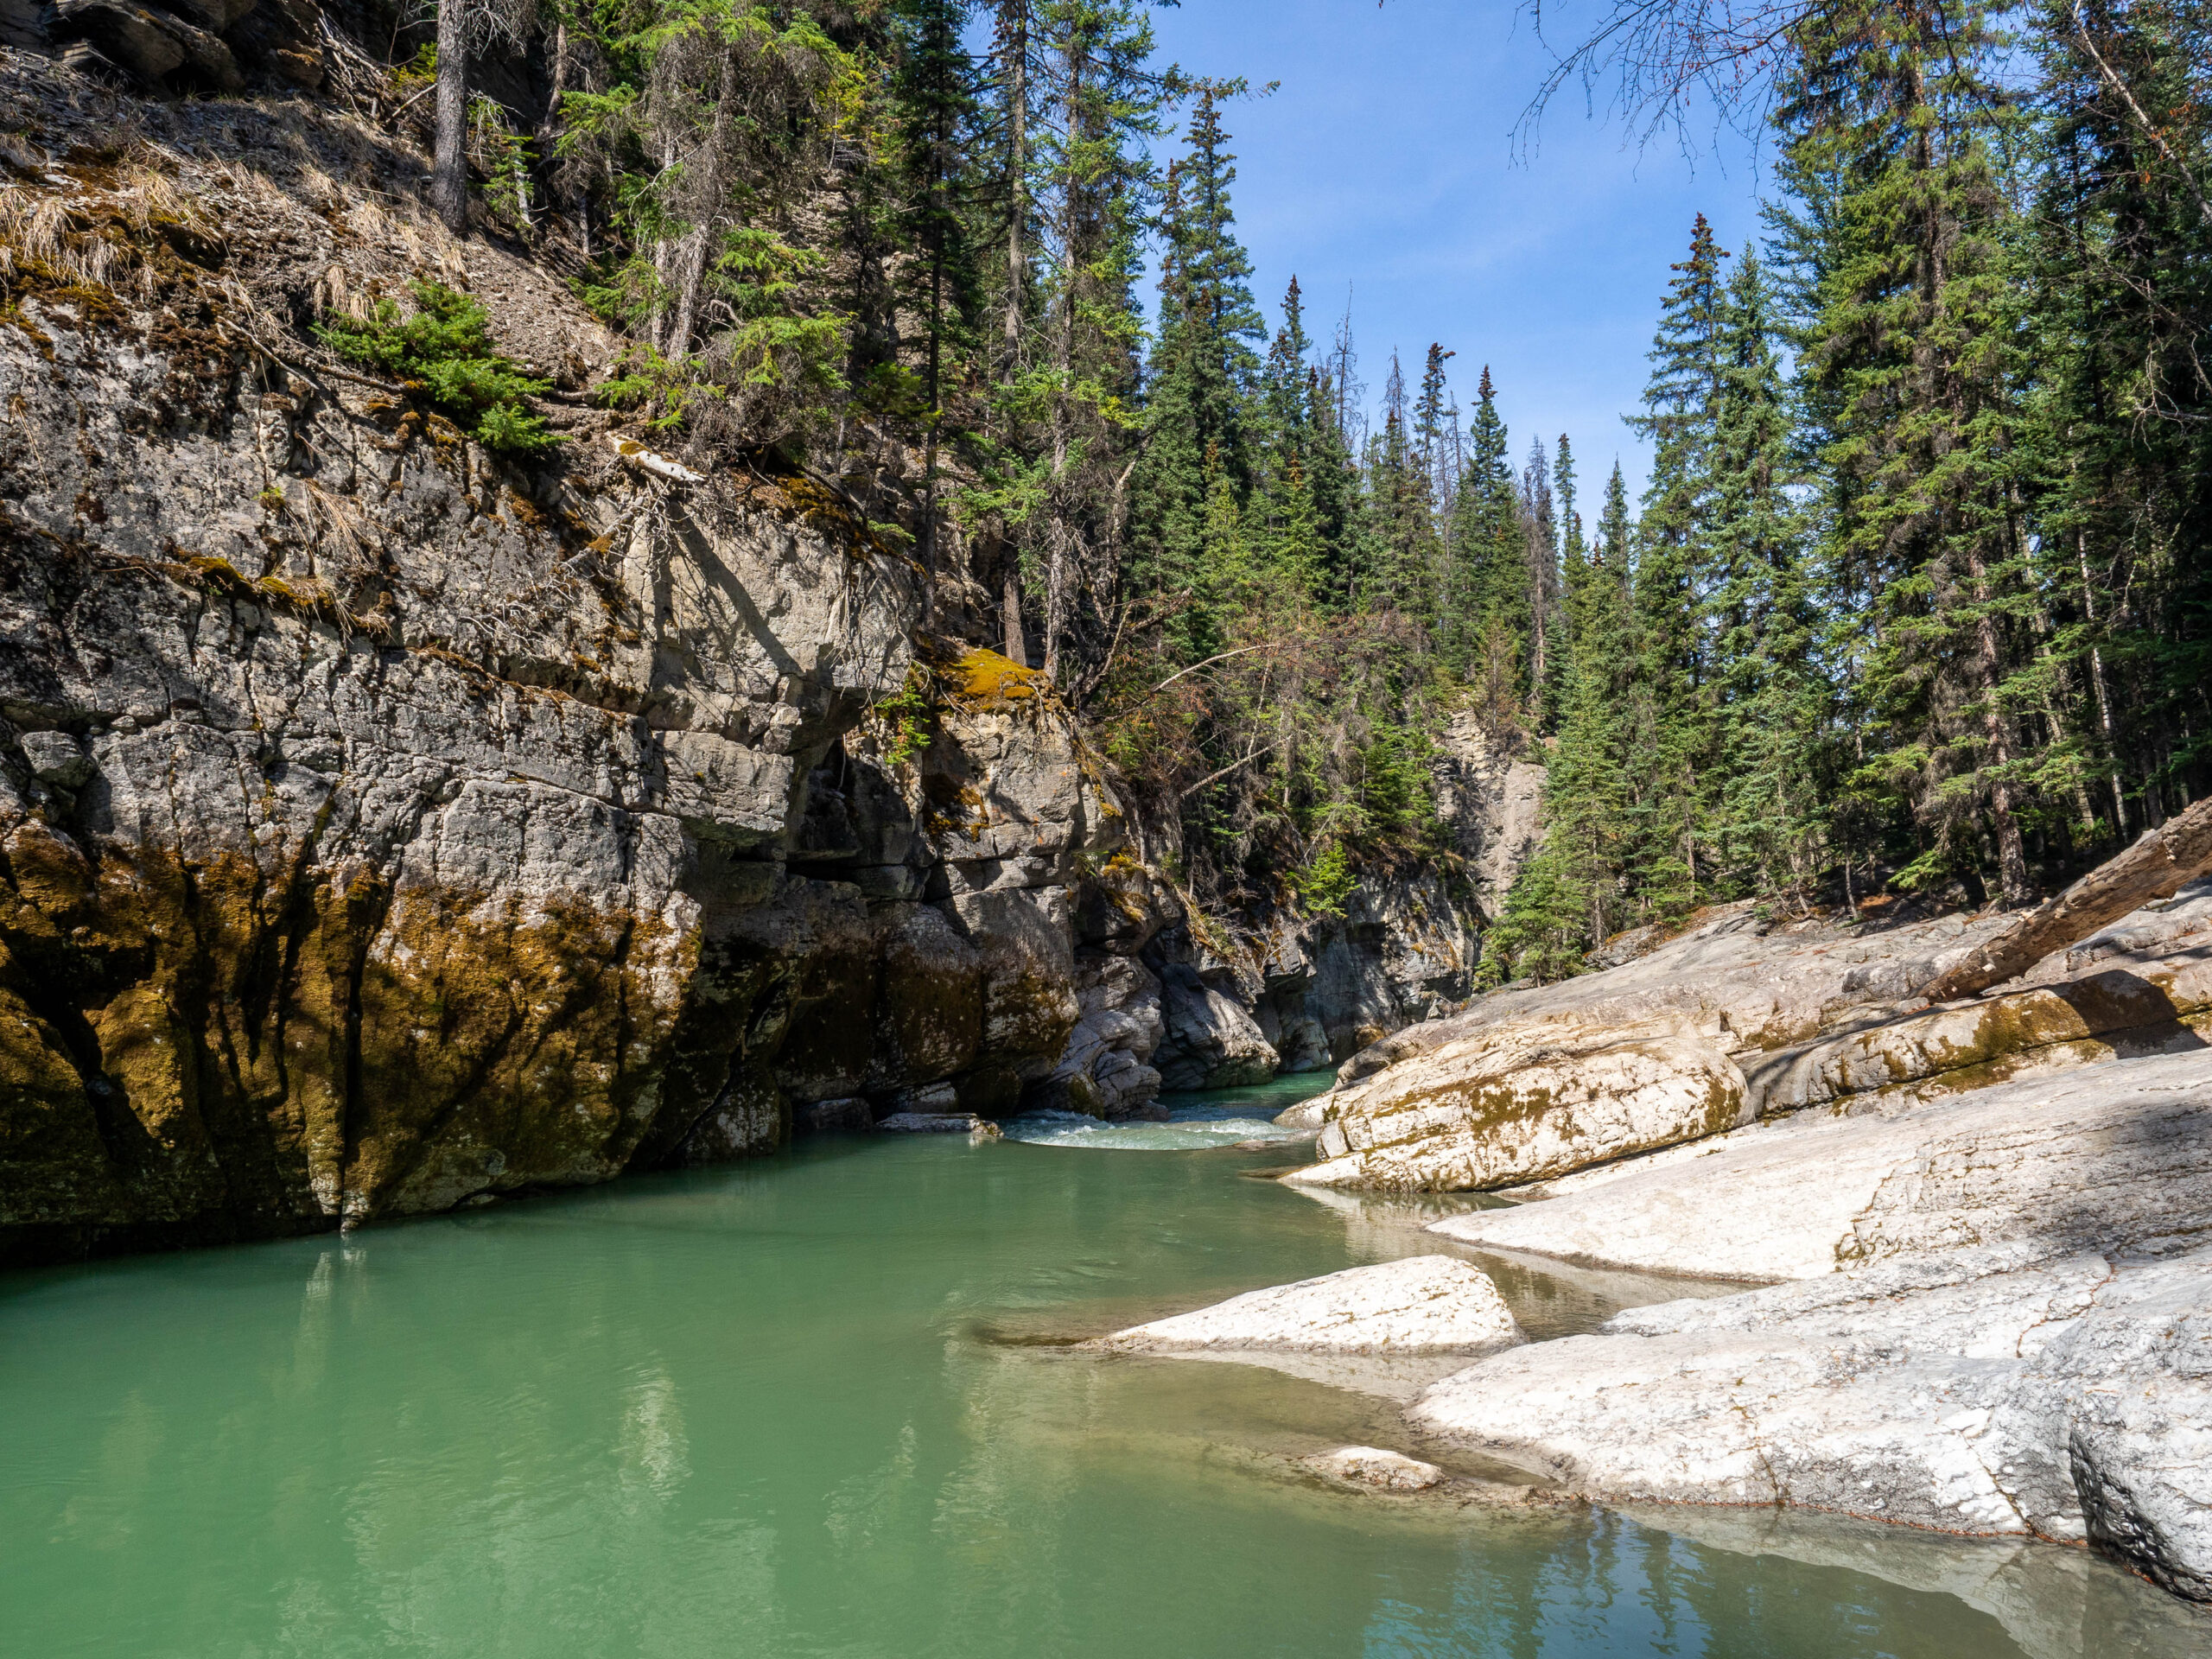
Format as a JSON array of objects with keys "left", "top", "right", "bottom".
[
  {"left": 1293, "top": 882, "right": 2212, "bottom": 1192},
  {"left": 0, "top": 86, "right": 1164, "bottom": 1263}
]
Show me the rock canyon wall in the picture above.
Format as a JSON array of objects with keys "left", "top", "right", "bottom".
[{"left": 0, "top": 61, "right": 1508, "bottom": 1263}]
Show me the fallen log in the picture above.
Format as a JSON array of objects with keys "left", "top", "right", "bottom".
[{"left": 1919, "top": 796, "right": 2212, "bottom": 1002}]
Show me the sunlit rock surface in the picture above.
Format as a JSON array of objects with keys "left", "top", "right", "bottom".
[
  {"left": 1295, "top": 880, "right": 2212, "bottom": 1196},
  {"left": 1397, "top": 1051, "right": 2212, "bottom": 1598},
  {"left": 1285, "top": 1033, "right": 1751, "bottom": 1192},
  {"left": 1094, "top": 1255, "right": 1522, "bottom": 1357},
  {"left": 1423, "top": 1052, "right": 2212, "bottom": 1281}
]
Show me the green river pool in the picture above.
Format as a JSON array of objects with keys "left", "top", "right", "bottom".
[{"left": 3, "top": 1075, "right": 2206, "bottom": 1657}]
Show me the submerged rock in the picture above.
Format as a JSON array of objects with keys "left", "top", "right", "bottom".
[
  {"left": 876, "top": 1112, "right": 1002, "bottom": 1139},
  {"left": 1093, "top": 1255, "right": 1522, "bottom": 1357},
  {"left": 1301, "top": 1446, "right": 1446, "bottom": 1491}
]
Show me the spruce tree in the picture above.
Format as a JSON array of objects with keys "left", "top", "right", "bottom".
[
  {"left": 2021, "top": 0, "right": 2212, "bottom": 833},
  {"left": 1624, "top": 215, "right": 1729, "bottom": 917},
  {"left": 890, "top": 0, "right": 984, "bottom": 573},
  {"left": 1777, "top": 0, "right": 2037, "bottom": 903},
  {"left": 1447, "top": 365, "right": 1528, "bottom": 702},
  {"left": 1131, "top": 80, "right": 1265, "bottom": 654},
  {"left": 1028, "top": 0, "right": 1170, "bottom": 683},
  {"left": 1520, "top": 436, "right": 1562, "bottom": 727},
  {"left": 1251, "top": 276, "right": 1334, "bottom": 595},
  {"left": 1705, "top": 250, "right": 1824, "bottom": 899}
]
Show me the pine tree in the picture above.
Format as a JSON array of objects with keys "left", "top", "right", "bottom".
[
  {"left": 1520, "top": 436, "right": 1561, "bottom": 727},
  {"left": 1250, "top": 276, "right": 1335, "bottom": 595},
  {"left": 1777, "top": 0, "right": 2038, "bottom": 903},
  {"left": 1486, "top": 441, "right": 1635, "bottom": 980},
  {"left": 1131, "top": 80, "right": 1267, "bottom": 655},
  {"left": 2021, "top": 0, "right": 2212, "bottom": 835},
  {"left": 1623, "top": 215, "right": 1729, "bottom": 916},
  {"left": 1359, "top": 353, "right": 1433, "bottom": 613},
  {"left": 1705, "top": 250, "right": 1825, "bottom": 899},
  {"left": 1446, "top": 365, "right": 1527, "bottom": 700},
  {"left": 890, "top": 0, "right": 984, "bottom": 573},
  {"left": 1028, "top": 0, "right": 1171, "bottom": 682}
]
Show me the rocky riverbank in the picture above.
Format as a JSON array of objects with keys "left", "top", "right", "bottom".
[{"left": 1099, "top": 865, "right": 2212, "bottom": 1604}]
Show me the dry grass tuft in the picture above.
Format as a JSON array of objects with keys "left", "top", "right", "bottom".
[{"left": 0, "top": 154, "right": 219, "bottom": 302}]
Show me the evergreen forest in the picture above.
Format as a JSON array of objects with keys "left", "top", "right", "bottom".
[{"left": 429, "top": 0, "right": 2212, "bottom": 981}]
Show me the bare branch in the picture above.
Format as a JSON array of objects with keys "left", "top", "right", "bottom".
[
  {"left": 1514, "top": 0, "right": 1815, "bottom": 155},
  {"left": 2071, "top": 0, "right": 2212, "bottom": 226},
  {"left": 1151, "top": 643, "right": 1274, "bottom": 696},
  {"left": 1180, "top": 737, "right": 1291, "bottom": 800}
]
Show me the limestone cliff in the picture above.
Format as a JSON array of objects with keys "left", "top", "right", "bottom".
[
  {"left": 0, "top": 70, "right": 1175, "bottom": 1262},
  {"left": 0, "top": 56, "right": 1522, "bottom": 1262}
]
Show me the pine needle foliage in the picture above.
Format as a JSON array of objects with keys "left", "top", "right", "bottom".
[{"left": 315, "top": 280, "right": 562, "bottom": 454}]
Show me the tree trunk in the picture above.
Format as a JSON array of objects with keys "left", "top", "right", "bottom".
[
  {"left": 539, "top": 23, "right": 569, "bottom": 222},
  {"left": 920, "top": 242, "right": 943, "bottom": 582},
  {"left": 1963, "top": 538, "right": 2033, "bottom": 905},
  {"left": 1920, "top": 793, "right": 2212, "bottom": 1001},
  {"left": 1042, "top": 34, "right": 1080, "bottom": 685},
  {"left": 1000, "top": 0, "right": 1027, "bottom": 367},
  {"left": 1045, "top": 456, "right": 1067, "bottom": 683},
  {"left": 431, "top": 0, "right": 470, "bottom": 234},
  {"left": 1001, "top": 557, "right": 1027, "bottom": 666},
  {"left": 667, "top": 46, "right": 739, "bottom": 360}
]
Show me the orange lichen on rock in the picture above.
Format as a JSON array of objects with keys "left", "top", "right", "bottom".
[{"left": 948, "top": 648, "right": 1047, "bottom": 706}]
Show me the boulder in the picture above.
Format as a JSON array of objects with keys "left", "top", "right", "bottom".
[
  {"left": 1334, "top": 901, "right": 2013, "bottom": 1090},
  {"left": 1035, "top": 952, "right": 1166, "bottom": 1119},
  {"left": 1287, "top": 1033, "right": 1750, "bottom": 1193},
  {"left": 1152, "top": 962, "right": 1278, "bottom": 1090},
  {"left": 1092, "top": 1255, "right": 1522, "bottom": 1357}
]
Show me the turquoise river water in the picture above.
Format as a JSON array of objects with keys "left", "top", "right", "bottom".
[{"left": 4, "top": 1075, "right": 2208, "bottom": 1658}]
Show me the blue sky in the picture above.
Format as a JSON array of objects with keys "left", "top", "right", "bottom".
[{"left": 1140, "top": 0, "right": 1772, "bottom": 502}]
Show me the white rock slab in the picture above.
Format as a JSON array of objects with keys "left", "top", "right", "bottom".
[
  {"left": 1425, "top": 1051, "right": 2212, "bottom": 1281},
  {"left": 1092, "top": 1255, "right": 1523, "bottom": 1357},
  {"left": 1408, "top": 1242, "right": 2212, "bottom": 1599}
]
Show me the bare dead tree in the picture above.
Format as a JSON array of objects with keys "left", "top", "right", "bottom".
[
  {"left": 429, "top": 0, "right": 537, "bottom": 235},
  {"left": 1514, "top": 0, "right": 1827, "bottom": 151}
]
